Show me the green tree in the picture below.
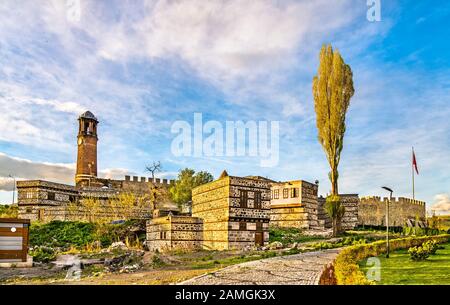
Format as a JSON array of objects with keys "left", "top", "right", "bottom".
[
  {"left": 313, "top": 44, "right": 354, "bottom": 196},
  {"left": 169, "top": 168, "right": 214, "bottom": 207}
]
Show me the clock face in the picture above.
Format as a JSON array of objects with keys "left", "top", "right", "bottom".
[{"left": 78, "top": 138, "right": 83, "bottom": 145}]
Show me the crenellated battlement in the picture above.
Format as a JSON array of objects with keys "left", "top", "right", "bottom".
[
  {"left": 358, "top": 195, "right": 426, "bottom": 227},
  {"left": 360, "top": 196, "right": 426, "bottom": 207},
  {"left": 123, "top": 175, "right": 175, "bottom": 185}
]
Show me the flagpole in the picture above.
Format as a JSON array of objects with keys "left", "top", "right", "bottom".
[{"left": 412, "top": 147, "right": 415, "bottom": 200}]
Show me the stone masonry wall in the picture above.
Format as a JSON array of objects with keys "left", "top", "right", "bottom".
[
  {"left": 17, "top": 180, "right": 169, "bottom": 223},
  {"left": 228, "top": 176, "right": 271, "bottom": 249},
  {"left": 192, "top": 177, "right": 230, "bottom": 250},
  {"left": 314, "top": 194, "right": 359, "bottom": 230},
  {"left": 358, "top": 196, "right": 426, "bottom": 227},
  {"left": 339, "top": 194, "right": 359, "bottom": 230},
  {"left": 146, "top": 216, "right": 203, "bottom": 252},
  {"left": 269, "top": 180, "right": 325, "bottom": 230},
  {"left": 192, "top": 175, "right": 270, "bottom": 250}
]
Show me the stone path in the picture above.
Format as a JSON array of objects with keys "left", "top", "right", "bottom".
[{"left": 180, "top": 248, "right": 341, "bottom": 285}]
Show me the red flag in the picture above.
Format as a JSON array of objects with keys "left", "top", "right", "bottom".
[{"left": 412, "top": 150, "right": 419, "bottom": 175}]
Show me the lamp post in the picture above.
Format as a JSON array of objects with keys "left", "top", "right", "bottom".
[
  {"left": 381, "top": 186, "right": 393, "bottom": 258},
  {"left": 8, "top": 174, "right": 16, "bottom": 205}
]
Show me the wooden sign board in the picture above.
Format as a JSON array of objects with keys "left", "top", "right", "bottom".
[{"left": 0, "top": 218, "right": 30, "bottom": 262}]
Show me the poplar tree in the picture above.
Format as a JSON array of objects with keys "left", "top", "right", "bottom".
[
  {"left": 313, "top": 44, "right": 354, "bottom": 236},
  {"left": 313, "top": 44, "right": 354, "bottom": 196}
]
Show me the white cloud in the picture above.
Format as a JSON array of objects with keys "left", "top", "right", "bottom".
[
  {"left": 431, "top": 194, "right": 450, "bottom": 215},
  {"left": 0, "top": 152, "right": 75, "bottom": 190},
  {"left": 0, "top": 152, "right": 176, "bottom": 191}
]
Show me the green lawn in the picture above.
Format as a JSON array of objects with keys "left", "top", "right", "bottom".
[
  {"left": 437, "top": 215, "right": 450, "bottom": 231},
  {"left": 359, "top": 242, "right": 450, "bottom": 285}
]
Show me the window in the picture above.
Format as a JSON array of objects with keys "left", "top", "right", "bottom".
[
  {"left": 283, "top": 188, "right": 289, "bottom": 199},
  {"left": 256, "top": 222, "right": 263, "bottom": 232},
  {"left": 254, "top": 192, "right": 261, "bottom": 209},
  {"left": 38, "top": 209, "right": 45, "bottom": 221},
  {"left": 26, "top": 192, "right": 33, "bottom": 199},
  {"left": 239, "top": 222, "right": 246, "bottom": 231},
  {"left": 47, "top": 192, "right": 55, "bottom": 200},
  {"left": 240, "top": 190, "right": 248, "bottom": 208},
  {"left": 273, "top": 189, "right": 279, "bottom": 199},
  {"left": 291, "top": 188, "right": 299, "bottom": 198}
]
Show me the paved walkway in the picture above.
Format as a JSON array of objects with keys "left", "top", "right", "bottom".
[{"left": 180, "top": 248, "right": 341, "bottom": 285}]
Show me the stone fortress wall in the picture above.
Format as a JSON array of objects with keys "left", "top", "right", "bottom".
[
  {"left": 17, "top": 178, "right": 174, "bottom": 222},
  {"left": 358, "top": 196, "right": 426, "bottom": 227}
]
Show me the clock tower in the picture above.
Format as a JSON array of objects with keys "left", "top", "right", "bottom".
[{"left": 75, "top": 111, "right": 98, "bottom": 187}]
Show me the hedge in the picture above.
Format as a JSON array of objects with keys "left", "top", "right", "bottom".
[{"left": 334, "top": 234, "right": 450, "bottom": 285}]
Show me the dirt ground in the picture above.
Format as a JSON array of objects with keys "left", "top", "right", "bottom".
[{"left": 0, "top": 249, "right": 256, "bottom": 285}]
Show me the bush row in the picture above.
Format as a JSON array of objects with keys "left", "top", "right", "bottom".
[{"left": 333, "top": 234, "right": 450, "bottom": 285}]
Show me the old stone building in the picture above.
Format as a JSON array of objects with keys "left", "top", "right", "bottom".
[
  {"left": 269, "top": 179, "right": 359, "bottom": 231},
  {"left": 146, "top": 215, "right": 203, "bottom": 252},
  {"left": 17, "top": 111, "right": 176, "bottom": 222},
  {"left": 150, "top": 172, "right": 271, "bottom": 251},
  {"left": 146, "top": 172, "right": 272, "bottom": 252},
  {"left": 192, "top": 172, "right": 271, "bottom": 250},
  {"left": 270, "top": 180, "right": 326, "bottom": 230},
  {"left": 358, "top": 196, "right": 426, "bottom": 227}
]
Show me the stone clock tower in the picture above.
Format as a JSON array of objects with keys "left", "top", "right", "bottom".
[{"left": 75, "top": 111, "right": 98, "bottom": 187}]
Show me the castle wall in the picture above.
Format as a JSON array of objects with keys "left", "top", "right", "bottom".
[
  {"left": 17, "top": 180, "right": 160, "bottom": 222},
  {"left": 358, "top": 196, "right": 426, "bottom": 227},
  {"left": 339, "top": 194, "right": 359, "bottom": 230}
]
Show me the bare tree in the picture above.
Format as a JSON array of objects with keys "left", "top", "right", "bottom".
[{"left": 145, "top": 161, "right": 162, "bottom": 179}]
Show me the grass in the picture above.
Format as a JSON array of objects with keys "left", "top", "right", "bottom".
[
  {"left": 437, "top": 215, "right": 450, "bottom": 231},
  {"left": 0, "top": 204, "right": 18, "bottom": 218},
  {"left": 269, "top": 227, "right": 323, "bottom": 246},
  {"left": 359, "top": 242, "right": 450, "bottom": 285}
]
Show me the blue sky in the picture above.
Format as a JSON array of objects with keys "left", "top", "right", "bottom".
[{"left": 0, "top": 0, "right": 449, "bottom": 214}]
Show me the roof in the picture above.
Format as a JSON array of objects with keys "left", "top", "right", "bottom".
[
  {"left": 79, "top": 111, "right": 98, "bottom": 121},
  {"left": 244, "top": 176, "right": 276, "bottom": 182}
]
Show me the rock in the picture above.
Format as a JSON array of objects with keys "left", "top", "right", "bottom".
[
  {"left": 108, "top": 241, "right": 127, "bottom": 251},
  {"left": 268, "top": 241, "right": 283, "bottom": 250}
]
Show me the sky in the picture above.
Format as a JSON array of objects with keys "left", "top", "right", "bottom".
[{"left": 0, "top": 0, "right": 449, "bottom": 214}]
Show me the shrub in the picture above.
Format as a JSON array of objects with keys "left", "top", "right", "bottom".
[
  {"left": 408, "top": 246, "right": 430, "bottom": 261},
  {"left": 0, "top": 204, "right": 18, "bottom": 218},
  {"left": 333, "top": 235, "right": 450, "bottom": 285},
  {"left": 422, "top": 240, "right": 438, "bottom": 255},
  {"left": 30, "top": 221, "right": 96, "bottom": 249},
  {"left": 29, "top": 219, "right": 147, "bottom": 251},
  {"left": 30, "top": 246, "right": 57, "bottom": 263}
]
